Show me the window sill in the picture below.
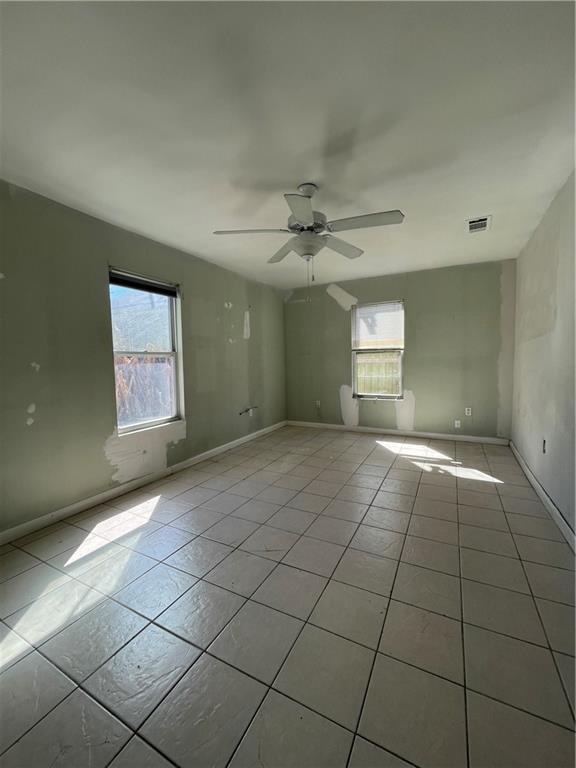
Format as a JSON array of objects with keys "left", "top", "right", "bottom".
[
  {"left": 353, "top": 395, "right": 404, "bottom": 402},
  {"left": 117, "top": 417, "right": 184, "bottom": 437}
]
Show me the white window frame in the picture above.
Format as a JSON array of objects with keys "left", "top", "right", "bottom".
[
  {"left": 109, "top": 269, "right": 184, "bottom": 434},
  {"left": 351, "top": 300, "right": 405, "bottom": 400}
]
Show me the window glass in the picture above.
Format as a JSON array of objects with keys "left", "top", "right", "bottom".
[
  {"left": 109, "top": 284, "right": 172, "bottom": 352},
  {"left": 353, "top": 301, "right": 404, "bottom": 349},
  {"left": 352, "top": 302, "right": 404, "bottom": 398},
  {"left": 355, "top": 351, "right": 402, "bottom": 397},
  {"left": 109, "top": 275, "right": 179, "bottom": 430}
]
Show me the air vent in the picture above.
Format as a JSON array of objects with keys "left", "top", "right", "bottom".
[{"left": 467, "top": 216, "right": 491, "bottom": 233}]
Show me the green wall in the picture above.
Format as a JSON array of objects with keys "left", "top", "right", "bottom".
[
  {"left": 0, "top": 181, "right": 286, "bottom": 533},
  {"left": 0, "top": 180, "right": 518, "bottom": 536},
  {"left": 285, "top": 261, "right": 515, "bottom": 438},
  {"left": 512, "top": 173, "right": 574, "bottom": 531}
]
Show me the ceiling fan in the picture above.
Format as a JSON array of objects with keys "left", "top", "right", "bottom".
[{"left": 214, "top": 183, "right": 405, "bottom": 263}]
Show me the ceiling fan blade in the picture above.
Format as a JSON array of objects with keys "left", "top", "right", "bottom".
[
  {"left": 327, "top": 209, "right": 405, "bottom": 232},
  {"left": 268, "top": 237, "right": 299, "bottom": 264},
  {"left": 324, "top": 234, "right": 363, "bottom": 260},
  {"left": 284, "top": 193, "right": 314, "bottom": 226},
  {"left": 213, "top": 228, "right": 290, "bottom": 235}
]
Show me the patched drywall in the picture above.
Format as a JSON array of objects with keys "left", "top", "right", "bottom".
[
  {"left": 395, "top": 389, "right": 416, "bottom": 432},
  {"left": 104, "top": 420, "right": 187, "bottom": 484},
  {"left": 285, "top": 261, "right": 515, "bottom": 437},
  {"left": 339, "top": 385, "right": 359, "bottom": 427},
  {"left": 0, "top": 181, "right": 286, "bottom": 533},
  {"left": 326, "top": 284, "right": 358, "bottom": 311},
  {"left": 512, "top": 173, "right": 575, "bottom": 531},
  {"left": 243, "top": 309, "right": 251, "bottom": 340}
]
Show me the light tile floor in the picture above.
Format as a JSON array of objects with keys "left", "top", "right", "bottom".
[{"left": 0, "top": 427, "right": 574, "bottom": 767}]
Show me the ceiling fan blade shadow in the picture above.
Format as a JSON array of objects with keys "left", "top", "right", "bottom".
[
  {"left": 328, "top": 210, "right": 404, "bottom": 232},
  {"left": 324, "top": 234, "right": 363, "bottom": 260},
  {"left": 318, "top": 105, "right": 402, "bottom": 208}
]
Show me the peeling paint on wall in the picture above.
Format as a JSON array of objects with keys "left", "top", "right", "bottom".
[
  {"left": 395, "top": 389, "right": 416, "bottom": 431},
  {"left": 224, "top": 301, "right": 233, "bottom": 309},
  {"left": 326, "top": 283, "right": 357, "bottom": 311},
  {"left": 26, "top": 404, "right": 36, "bottom": 427},
  {"left": 243, "top": 309, "right": 251, "bottom": 340},
  {"left": 1, "top": 179, "right": 286, "bottom": 535},
  {"left": 283, "top": 290, "right": 294, "bottom": 303},
  {"left": 339, "top": 384, "right": 359, "bottom": 427},
  {"left": 104, "top": 420, "right": 187, "bottom": 484}
]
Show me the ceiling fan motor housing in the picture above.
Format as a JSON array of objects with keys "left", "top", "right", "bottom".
[{"left": 287, "top": 211, "right": 327, "bottom": 234}]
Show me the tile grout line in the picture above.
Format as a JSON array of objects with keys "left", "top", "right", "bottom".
[
  {"left": 1, "top": 429, "right": 573, "bottom": 765},
  {"left": 4, "top": 566, "right": 574, "bottom": 768},
  {"left": 344, "top": 435, "right": 418, "bottom": 768},
  {"left": 6, "top": 487, "right": 573, "bottom": 627},
  {"left": 0, "top": 438, "right": 320, "bottom": 762},
  {"left": 501, "top": 487, "right": 576, "bottom": 723},
  {"left": 4, "top": 531, "right": 573, "bottom": 659},
  {"left": 221, "top": 505, "right": 362, "bottom": 768}
]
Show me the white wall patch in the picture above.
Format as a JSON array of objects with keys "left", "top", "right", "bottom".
[
  {"left": 395, "top": 389, "right": 416, "bottom": 431},
  {"left": 326, "top": 284, "right": 358, "bottom": 311},
  {"left": 104, "top": 419, "right": 187, "bottom": 484},
  {"left": 26, "top": 403, "right": 36, "bottom": 414},
  {"left": 340, "top": 384, "right": 360, "bottom": 427},
  {"left": 30, "top": 362, "right": 40, "bottom": 372},
  {"left": 26, "top": 417, "right": 34, "bottom": 427},
  {"left": 243, "top": 309, "right": 251, "bottom": 339}
]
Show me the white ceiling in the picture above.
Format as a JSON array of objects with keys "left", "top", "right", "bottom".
[{"left": 1, "top": 2, "right": 573, "bottom": 289}]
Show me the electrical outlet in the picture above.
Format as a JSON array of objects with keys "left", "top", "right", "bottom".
[
  {"left": 454, "top": 419, "right": 461, "bottom": 429},
  {"left": 464, "top": 407, "right": 472, "bottom": 416}
]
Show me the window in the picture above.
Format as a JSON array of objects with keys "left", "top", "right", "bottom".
[
  {"left": 109, "top": 271, "right": 180, "bottom": 431},
  {"left": 352, "top": 301, "right": 405, "bottom": 398}
]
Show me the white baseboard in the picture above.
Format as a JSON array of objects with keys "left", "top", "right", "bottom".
[
  {"left": 510, "top": 442, "right": 575, "bottom": 552},
  {"left": 168, "top": 420, "right": 288, "bottom": 473},
  {"left": 286, "top": 420, "right": 510, "bottom": 445},
  {"left": 0, "top": 421, "right": 287, "bottom": 546}
]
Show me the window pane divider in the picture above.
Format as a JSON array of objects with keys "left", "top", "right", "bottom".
[
  {"left": 113, "top": 351, "right": 175, "bottom": 356},
  {"left": 352, "top": 347, "right": 404, "bottom": 353}
]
